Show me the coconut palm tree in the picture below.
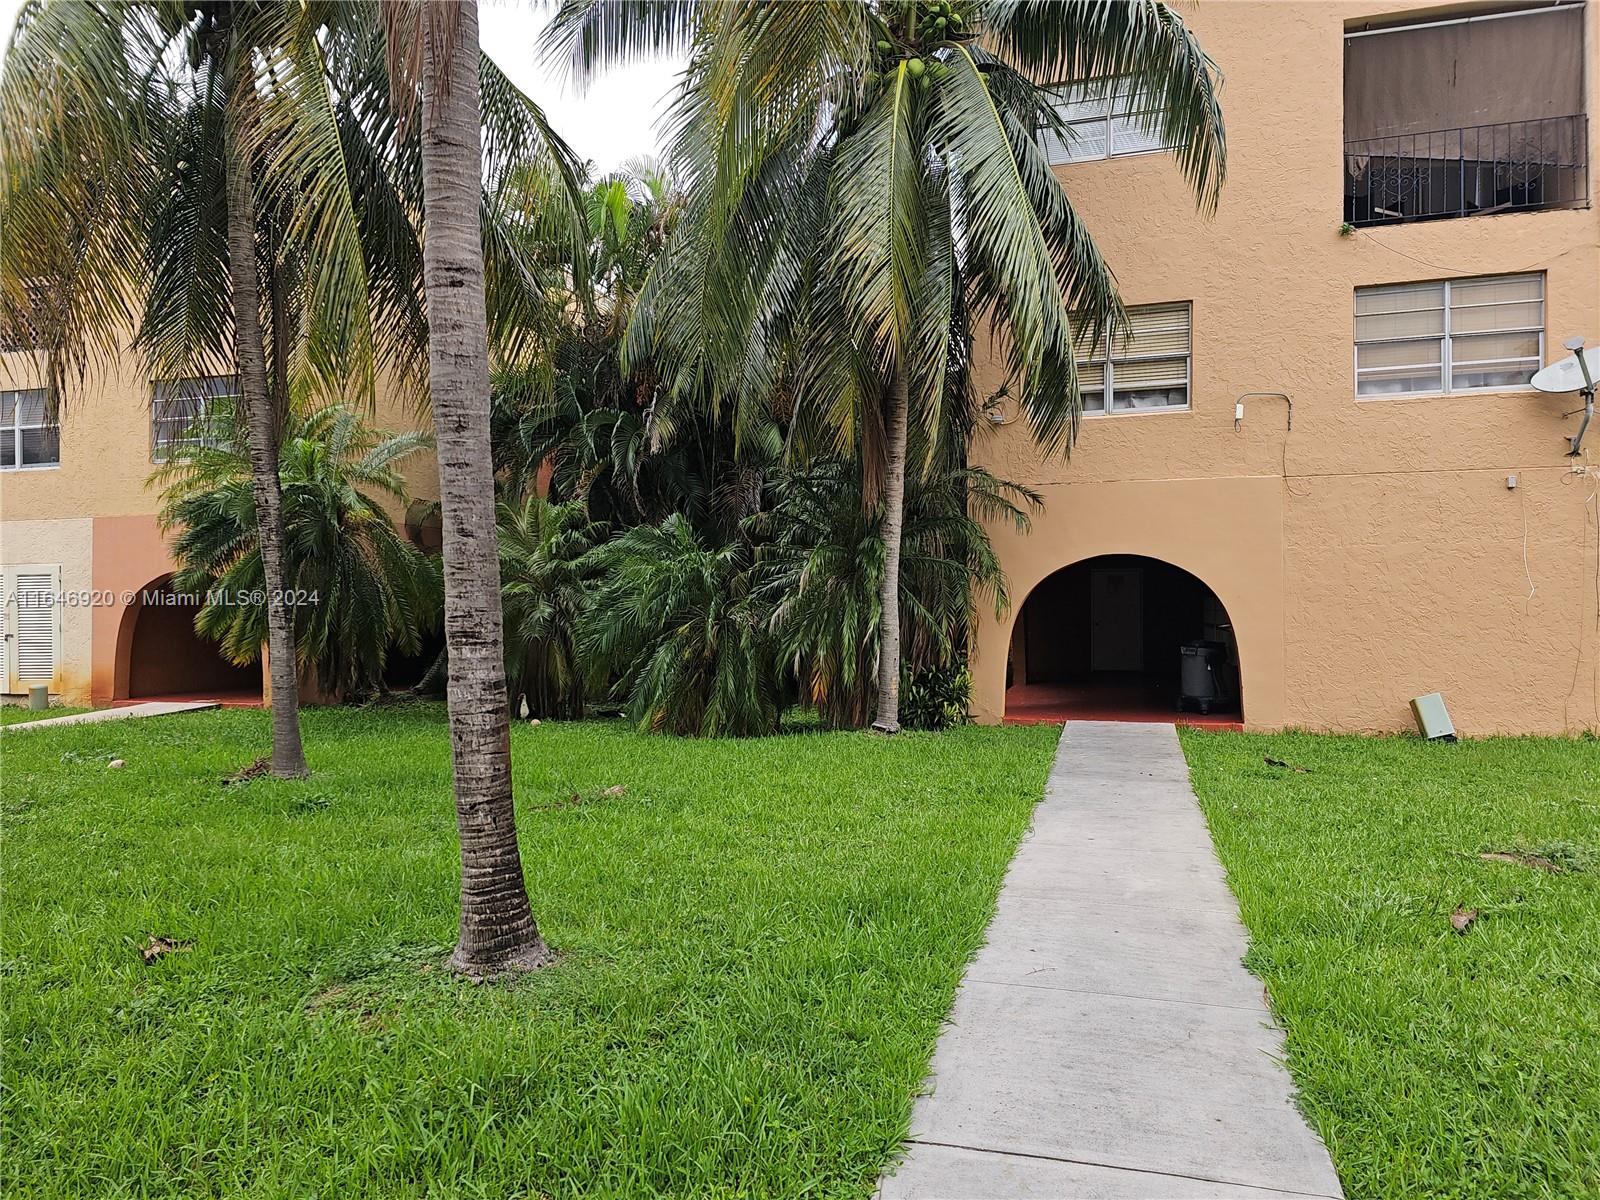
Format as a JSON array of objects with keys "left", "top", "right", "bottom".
[
  {"left": 3, "top": 0, "right": 579, "bottom": 768},
  {"left": 7, "top": 0, "right": 580, "bottom": 973},
  {"left": 547, "top": 0, "right": 1226, "bottom": 731},
  {"left": 1, "top": 0, "right": 352, "bottom": 775},
  {"left": 384, "top": 0, "right": 552, "bottom": 976},
  {"left": 155, "top": 401, "right": 439, "bottom": 701}
]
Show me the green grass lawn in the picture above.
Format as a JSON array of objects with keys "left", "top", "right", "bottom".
[
  {"left": 0, "top": 704, "right": 91, "bottom": 726},
  {"left": 1182, "top": 729, "right": 1600, "bottom": 1200},
  {"left": 2, "top": 704, "right": 1059, "bottom": 1199}
]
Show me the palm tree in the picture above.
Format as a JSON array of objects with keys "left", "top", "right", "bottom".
[
  {"left": 3, "top": 0, "right": 579, "bottom": 767},
  {"left": 490, "top": 159, "right": 684, "bottom": 522},
  {"left": 547, "top": 0, "right": 1225, "bottom": 731},
  {"left": 6, "top": 0, "right": 576, "bottom": 973},
  {"left": 498, "top": 495, "right": 605, "bottom": 719},
  {"left": 155, "top": 402, "right": 439, "bottom": 701},
  {"left": 386, "top": 0, "right": 551, "bottom": 976},
  {"left": 219, "top": 18, "right": 309, "bottom": 776},
  {"left": 1, "top": 1, "right": 335, "bottom": 774}
]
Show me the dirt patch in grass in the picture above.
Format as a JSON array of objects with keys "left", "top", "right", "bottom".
[{"left": 138, "top": 935, "right": 192, "bottom": 965}]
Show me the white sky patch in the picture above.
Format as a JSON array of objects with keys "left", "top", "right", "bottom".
[{"left": 480, "top": 0, "right": 682, "bottom": 173}]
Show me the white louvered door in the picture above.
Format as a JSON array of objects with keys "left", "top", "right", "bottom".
[{"left": 4, "top": 565, "right": 60, "bottom": 692}]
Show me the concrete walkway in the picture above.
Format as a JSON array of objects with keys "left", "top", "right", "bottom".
[
  {"left": 880, "top": 722, "right": 1342, "bottom": 1200},
  {"left": 3, "top": 700, "right": 218, "bottom": 733}
]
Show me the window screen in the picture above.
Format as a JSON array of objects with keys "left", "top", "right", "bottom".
[
  {"left": 1043, "top": 78, "right": 1175, "bottom": 165},
  {"left": 1354, "top": 274, "right": 1543, "bottom": 396},
  {"left": 151, "top": 376, "right": 237, "bottom": 461}
]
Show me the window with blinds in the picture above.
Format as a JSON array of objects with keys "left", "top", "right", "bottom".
[
  {"left": 1075, "top": 303, "right": 1192, "bottom": 414},
  {"left": 1354, "top": 273, "right": 1543, "bottom": 397},
  {"left": 0, "top": 388, "right": 60, "bottom": 470},
  {"left": 1043, "top": 78, "right": 1175, "bottom": 165},
  {"left": 151, "top": 376, "right": 237, "bottom": 461}
]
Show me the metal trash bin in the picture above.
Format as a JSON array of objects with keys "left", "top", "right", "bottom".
[{"left": 1178, "top": 641, "right": 1228, "bottom": 714}]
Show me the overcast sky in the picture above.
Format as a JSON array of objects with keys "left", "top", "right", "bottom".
[
  {"left": 481, "top": 0, "right": 681, "bottom": 172},
  {"left": 0, "top": 0, "right": 678, "bottom": 172}
]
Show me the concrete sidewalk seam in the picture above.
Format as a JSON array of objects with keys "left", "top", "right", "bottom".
[
  {"left": 960, "top": 976, "right": 1273, "bottom": 1015},
  {"left": 901, "top": 1139, "right": 1343, "bottom": 1200}
]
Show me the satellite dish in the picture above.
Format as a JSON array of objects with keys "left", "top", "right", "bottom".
[
  {"left": 1530, "top": 337, "right": 1595, "bottom": 456},
  {"left": 1531, "top": 346, "right": 1594, "bottom": 395}
]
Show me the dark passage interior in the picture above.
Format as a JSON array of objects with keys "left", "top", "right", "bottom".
[
  {"left": 125, "top": 581, "right": 259, "bottom": 701},
  {"left": 1005, "top": 555, "right": 1242, "bottom": 724}
]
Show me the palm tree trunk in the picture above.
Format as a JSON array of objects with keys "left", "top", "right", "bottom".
[
  {"left": 223, "top": 82, "right": 308, "bottom": 780},
  {"left": 418, "top": 0, "right": 549, "bottom": 977},
  {"left": 872, "top": 362, "right": 910, "bottom": 734}
]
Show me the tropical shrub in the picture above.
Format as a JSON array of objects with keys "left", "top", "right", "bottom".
[
  {"left": 900, "top": 660, "right": 973, "bottom": 732},
  {"left": 757, "top": 459, "right": 1038, "bottom": 729},
  {"left": 582, "top": 514, "right": 783, "bottom": 737},
  {"left": 498, "top": 495, "right": 606, "bottom": 719},
  {"left": 156, "top": 403, "right": 439, "bottom": 700}
]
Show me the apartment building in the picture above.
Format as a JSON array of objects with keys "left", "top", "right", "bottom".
[
  {"left": 972, "top": 0, "right": 1600, "bottom": 734},
  {"left": 0, "top": 350, "right": 434, "bottom": 706}
]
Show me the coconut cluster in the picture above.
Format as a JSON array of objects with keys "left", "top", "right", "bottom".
[
  {"left": 872, "top": 1, "right": 968, "bottom": 83},
  {"left": 919, "top": 1, "right": 964, "bottom": 37}
]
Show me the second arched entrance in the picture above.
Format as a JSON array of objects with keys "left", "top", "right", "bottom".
[
  {"left": 113, "top": 576, "right": 262, "bottom": 703},
  {"left": 1005, "top": 555, "right": 1243, "bottom": 726}
]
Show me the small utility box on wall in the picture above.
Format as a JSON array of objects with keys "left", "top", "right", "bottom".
[{"left": 1411, "top": 692, "right": 1457, "bottom": 741}]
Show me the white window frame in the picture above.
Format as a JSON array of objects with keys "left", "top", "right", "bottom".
[
  {"left": 151, "top": 376, "right": 237, "bottom": 462},
  {"left": 0, "top": 387, "right": 60, "bottom": 472},
  {"left": 1353, "top": 273, "right": 1545, "bottom": 399},
  {"left": 1043, "top": 77, "right": 1178, "bottom": 165},
  {"left": 1077, "top": 302, "right": 1193, "bottom": 418}
]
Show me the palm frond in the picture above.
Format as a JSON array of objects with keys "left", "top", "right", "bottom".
[
  {"left": 982, "top": 0, "right": 1225, "bottom": 210},
  {"left": 543, "top": 0, "right": 700, "bottom": 83}
]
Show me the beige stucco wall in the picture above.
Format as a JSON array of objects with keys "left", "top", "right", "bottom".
[
  {"left": 0, "top": 350, "right": 436, "bottom": 521},
  {"left": 971, "top": 0, "right": 1600, "bottom": 735},
  {"left": 1, "top": 351, "right": 161, "bottom": 521},
  {"left": 0, "top": 517, "right": 94, "bottom": 704}
]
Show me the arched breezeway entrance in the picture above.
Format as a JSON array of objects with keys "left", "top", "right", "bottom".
[
  {"left": 112, "top": 575, "right": 261, "bottom": 704},
  {"left": 1005, "top": 554, "right": 1243, "bottom": 727}
]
